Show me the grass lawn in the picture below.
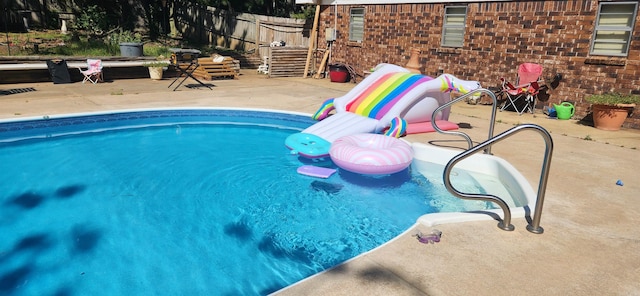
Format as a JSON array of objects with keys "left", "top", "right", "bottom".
[{"left": 0, "top": 30, "right": 206, "bottom": 58}]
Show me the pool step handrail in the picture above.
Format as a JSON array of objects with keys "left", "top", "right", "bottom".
[
  {"left": 443, "top": 123, "right": 554, "bottom": 233},
  {"left": 432, "top": 88, "right": 498, "bottom": 154}
]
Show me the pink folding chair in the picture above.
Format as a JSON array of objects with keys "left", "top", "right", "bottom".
[
  {"left": 78, "top": 59, "right": 103, "bottom": 84},
  {"left": 499, "top": 63, "right": 543, "bottom": 115}
]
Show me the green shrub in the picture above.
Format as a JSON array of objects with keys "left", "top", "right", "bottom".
[
  {"left": 105, "top": 30, "right": 143, "bottom": 54},
  {"left": 144, "top": 46, "right": 171, "bottom": 58},
  {"left": 585, "top": 93, "right": 640, "bottom": 106},
  {"left": 109, "top": 30, "right": 143, "bottom": 44},
  {"left": 142, "top": 61, "right": 170, "bottom": 67},
  {"left": 74, "top": 5, "right": 110, "bottom": 36}
]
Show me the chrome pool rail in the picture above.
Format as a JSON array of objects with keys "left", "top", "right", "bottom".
[
  {"left": 432, "top": 88, "right": 498, "bottom": 154},
  {"left": 434, "top": 89, "right": 554, "bottom": 233}
]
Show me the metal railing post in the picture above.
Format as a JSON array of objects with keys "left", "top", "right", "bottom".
[
  {"left": 432, "top": 88, "right": 498, "bottom": 154},
  {"left": 442, "top": 124, "right": 553, "bottom": 233}
]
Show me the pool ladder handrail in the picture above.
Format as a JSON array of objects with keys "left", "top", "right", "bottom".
[
  {"left": 432, "top": 89, "right": 554, "bottom": 234},
  {"left": 432, "top": 88, "right": 498, "bottom": 154}
]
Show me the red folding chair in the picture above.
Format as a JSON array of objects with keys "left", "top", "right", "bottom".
[{"left": 499, "top": 63, "right": 543, "bottom": 115}]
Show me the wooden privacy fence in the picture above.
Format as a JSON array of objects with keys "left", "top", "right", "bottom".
[{"left": 173, "top": 2, "right": 310, "bottom": 59}]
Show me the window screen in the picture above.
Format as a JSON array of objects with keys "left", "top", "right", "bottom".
[
  {"left": 590, "top": 2, "right": 638, "bottom": 56},
  {"left": 442, "top": 6, "right": 467, "bottom": 47},
  {"left": 349, "top": 8, "right": 364, "bottom": 42}
]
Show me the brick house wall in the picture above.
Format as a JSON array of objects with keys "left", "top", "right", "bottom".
[{"left": 314, "top": 0, "right": 640, "bottom": 129}]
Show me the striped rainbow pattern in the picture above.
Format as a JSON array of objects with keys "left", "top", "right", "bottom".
[
  {"left": 345, "top": 72, "right": 433, "bottom": 120},
  {"left": 440, "top": 74, "right": 472, "bottom": 94},
  {"left": 384, "top": 117, "right": 407, "bottom": 138},
  {"left": 312, "top": 98, "right": 335, "bottom": 120},
  {"left": 346, "top": 73, "right": 433, "bottom": 119}
]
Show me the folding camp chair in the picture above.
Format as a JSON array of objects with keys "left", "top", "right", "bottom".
[
  {"left": 78, "top": 59, "right": 103, "bottom": 84},
  {"left": 499, "top": 63, "right": 543, "bottom": 115}
]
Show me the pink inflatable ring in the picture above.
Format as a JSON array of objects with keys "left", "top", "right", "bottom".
[{"left": 329, "top": 133, "right": 413, "bottom": 175}]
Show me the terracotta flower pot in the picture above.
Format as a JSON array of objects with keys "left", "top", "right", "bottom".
[
  {"left": 591, "top": 104, "right": 634, "bottom": 131},
  {"left": 405, "top": 48, "right": 422, "bottom": 74}
]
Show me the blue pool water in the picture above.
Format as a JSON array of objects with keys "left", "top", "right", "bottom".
[{"left": 0, "top": 109, "right": 492, "bottom": 295}]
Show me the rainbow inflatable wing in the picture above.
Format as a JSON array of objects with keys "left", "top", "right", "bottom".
[{"left": 285, "top": 63, "right": 481, "bottom": 158}]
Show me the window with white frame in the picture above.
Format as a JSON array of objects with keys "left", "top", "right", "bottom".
[
  {"left": 349, "top": 7, "right": 364, "bottom": 42},
  {"left": 590, "top": 1, "right": 638, "bottom": 56},
  {"left": 441, "top": 6, "right": 467, "bottom": 47}
]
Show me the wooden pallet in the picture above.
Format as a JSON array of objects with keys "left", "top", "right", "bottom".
[
  {"left": 190, "top": 56, "right": 238, "bottom": 80},
  {"left": 268, "top": 46, "right": 308, "bottom": 78}
]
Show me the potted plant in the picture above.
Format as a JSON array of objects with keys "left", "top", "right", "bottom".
[
  {"left": 584, "top": 92, "right": 640, "bottom": 131},
  {"left": 328, "top": 63, "right": 349, "bottom": 83},
  {"left": 143, "top": 57, "right": 170, "bottom": 80},
  {"left": 109, "top": 30, "right": 144, "bottom": 57}
]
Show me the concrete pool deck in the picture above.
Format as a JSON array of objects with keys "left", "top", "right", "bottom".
[{"left": 1, "top": 71, "right": 639, "bottom": 295}]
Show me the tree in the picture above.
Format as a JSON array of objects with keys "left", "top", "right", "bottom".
[
  {"left": 73, "top": 4, "right": 109, "bottom": 36},
  {"left": 196, "top": 0, "right": 303, "bottom": 18}
]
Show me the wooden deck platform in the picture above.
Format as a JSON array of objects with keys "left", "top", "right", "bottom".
[{"left": 189, "top": 56, "right": 239, "bottom": 80}]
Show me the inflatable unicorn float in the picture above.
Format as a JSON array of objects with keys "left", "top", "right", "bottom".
[
  {"left": 286, "top": 63, "right": 481, "bottom": 157},
  {"left": 286, "top": 63, "right": 480, "bottom": 175}
]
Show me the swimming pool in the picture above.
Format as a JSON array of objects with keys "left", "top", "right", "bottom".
[{"left": 0, "top": 108, "right": 523, "bottom": 295}]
